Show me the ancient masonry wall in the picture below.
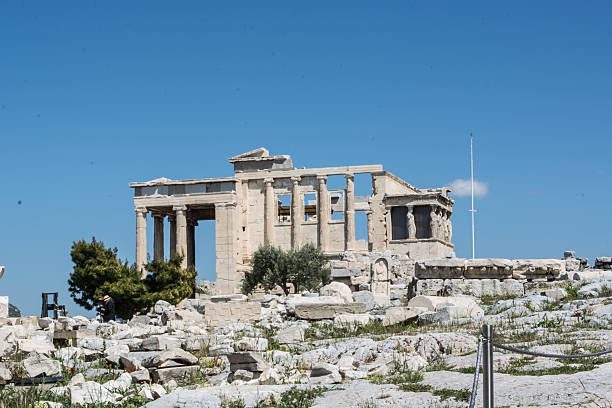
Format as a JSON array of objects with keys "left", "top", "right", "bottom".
[{"left": 329, "top": 252, "right": 605, "bottom": 301}]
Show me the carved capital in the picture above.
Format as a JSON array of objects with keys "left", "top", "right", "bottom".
[
  {"left": 344, "top": 173, "right": 355, "bottom": 180},
  {"left": 173, "top": 205, "right": 187, "bottom": 212},
  {"left": 291, "top": 176, "right": 301, "bottom": 185},
  {"left": 264, "top": 178, "right": 274, "bottom": 185},
  {"left": 134, "top": 207, "right": 147, "bottom": 214},
  {"left": 317, "top": 175, "right": 328, "bottom": 184}
]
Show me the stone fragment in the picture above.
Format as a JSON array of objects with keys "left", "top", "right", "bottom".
[
  {"left": 153, "top": 300, "right": 174, "bottom": 315},
  {"left": 415, "top": 259, "right": 465, "bottom": 279},
  {"left": 204, "top": 302, "right": 261, "bottom": 327},
  {"left": 0, "top": 363, "right": 11, "bottom": 384},
  {"left": 130, "top": 369, "right": 151, "bottom": 382},
  {"left": 70, "top": 381, "right": 120, "bottom": 405},
  {"left": 104, "top": 344, "right": 129, "bottom": 365},
  {"left": 150, "top": 383, "right": 167, "bottom": 399},
  {"left": 382, "top": 307, "right": 419, "bottom": 326},
  {"left": 161, "top": 309, "right": 204, "bottom": 325},
  {"left": 577, "top": 281, "right": 612, "bottom": 298},
  {"left": 320, "top": 282, "right": 354, "bottom": 303},
  {"left": 182, "top": 298, "right": 209, "bottom": 314},
  {"left": 309, "top": 362, "right": 342, "bottom": 384},
  {"left": 464, "top": 259, "right": 513, "bottom": 278},
  {"left": 595, "top": 257, "right": 612, "bottom": 270},
  {"left": 512, "top": 259, "right": 564, "bottom": 280},
  {"left": 119, "top": 354, "right": 143, "bottom": 372},
  {"left": 275, "top": 325, "right": 304, "bottom": 344},
  {"left": 210, "top": 294, "right": 248, "bottom": 303},
  {"left": 142, "top": 348, "right": 198, "bottom": 368},
  {"left": 234, "top": 337, "right": 268, "bottom": 352},
  {"left": 23, "top": 354, "right": 61, "bottom": 378},
  {"left": 232, "top": 369, "right": 254, "bottom": 381},
  {"left": 150, "top": 365, "right": 199, "bottom": 383},
  {"left": 294, "top": 303, "right": 366, "bottom": 320},
  {"left": 285, "top": 295, "right": 344, "bottom": 315},
  {"left": 573, "top": 270, "right": 612, "bottom": 280},
  {"left": 18, "top": 338, "right": 55, "bottom": 355},
  {"left": 102, "top": 372, "right": 132, "bottom": 393},
  {"left": 129, "top": 315, "right": 151, "bottom": 326},
  {"left": 541, "top": 288, "right": 567, "bottom": 301},
  {"left": 142, "top": 335, "right": 182, "bottom": 351},
  {"left": 227, "top": 352, "right": 269, "bottom": 373},
  {"left": 352, "top": 291, "right": 376, "bottom": 311},
  {"left": 407, "top": 295, "right": 484, "bottom": 318}
]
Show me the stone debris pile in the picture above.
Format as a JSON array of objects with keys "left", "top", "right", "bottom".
[{"left": 0, "top": 253, "right": 611, "bottom": 407}]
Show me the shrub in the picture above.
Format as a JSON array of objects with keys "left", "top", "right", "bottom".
[{"left": 241, "top": 243, "right": 330, "bottom": 296}]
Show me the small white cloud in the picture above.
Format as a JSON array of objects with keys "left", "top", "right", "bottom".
[{"left": 449, "top": 179, "right": 489, "bottom": 198}]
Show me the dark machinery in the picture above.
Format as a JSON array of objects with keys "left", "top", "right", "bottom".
[{"left": 41, "top": 292, "right": 66, "bottom": 319}]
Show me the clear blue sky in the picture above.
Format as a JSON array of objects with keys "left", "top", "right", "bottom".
[{"left": 1, "top": 1, "right": 611, "bottom": 316}]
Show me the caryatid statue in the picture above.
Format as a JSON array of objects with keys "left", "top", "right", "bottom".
[
  {"left": 445, "top": 212, "right": 452, "bottom": 242},
  {"left": 429, "top": 206, "right": 438, "bottom": 238},
  {"left": 406, "top": 207, "right": 416, "bottom": 239}
]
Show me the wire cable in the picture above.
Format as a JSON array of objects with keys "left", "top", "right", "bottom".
[
  {"left": 469, "top": 335, "right": 483, "bottom": 408},
  {"left": 492, "top": 343, "right": 612, "bottom": 359}
]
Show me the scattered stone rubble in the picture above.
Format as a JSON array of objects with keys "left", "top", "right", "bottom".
[{"left": 1, "top": 253, "right": 612, "bottom": 407}]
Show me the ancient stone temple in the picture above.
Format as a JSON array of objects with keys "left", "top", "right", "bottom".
[{"left": 129, "top": 148, "right": 454, "bottom": 293}]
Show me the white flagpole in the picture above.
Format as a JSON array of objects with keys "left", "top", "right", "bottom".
[{"left": 470, "top": 133, "right": 476, "bottom": 259}]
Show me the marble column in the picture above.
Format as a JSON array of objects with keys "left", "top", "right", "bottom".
[
  {"left": 153, "top": 214, "right": 164, "bottom": 261},
  {"left": 263, "top": 178, "right": 275, "bottom": 244},
  {"left": 187, "top": 220, "right": 197, "bottom": 267},
  {"left": 174, "top": 205, "right": 188, "bottom": 268},
  {"left": 168, "top": 215, "right": 176, "bottom": 258},
  {"left": 135, "top": 207, "right": 148, "bottom": 279},
  {"left": 317, "top": 176, "right": 330, "bottom": 252},
  {"left": 290, "top": 176, "right": 302, "bottom": 249},
  {"left": 345, "top": 173, "right": 355, "bottom": 251}
]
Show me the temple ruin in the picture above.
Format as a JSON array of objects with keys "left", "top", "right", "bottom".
[{"left": 129, "top": 148, "right": 454, "bottom": 293}]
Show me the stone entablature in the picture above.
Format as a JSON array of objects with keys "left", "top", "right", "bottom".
[
  {"left": 414, "top": 258, "right": 563, "bottom": 281},
  {"left": 129, "top": 148, "right": 454, "bottom": 294}
]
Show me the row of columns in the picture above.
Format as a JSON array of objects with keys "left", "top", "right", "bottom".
[
  {"left": 135, "top": 206, "right": 195, "bottom": 278},
  {"left": 261, "top": 173, "right": 355, "bottom": 252}
]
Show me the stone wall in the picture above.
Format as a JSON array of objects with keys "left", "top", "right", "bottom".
[{"left": 204, "top": 302, "right": 261, "bottom": 327}]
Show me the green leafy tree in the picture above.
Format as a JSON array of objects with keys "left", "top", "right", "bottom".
[
  {"left": 144, "top": 255, "right": 197, "bottom": 305},
  {"left": 68, "top": 238, "right": 197, "bottom": 319},
  {"left": 241, "top": 243, "right": 330, "bottom": 296},
  {"left": 68, "top": 238, "right": 128, "bottom": 310},
  {"left": 68, "top": 238, "right": 150, "bottom": 319}
]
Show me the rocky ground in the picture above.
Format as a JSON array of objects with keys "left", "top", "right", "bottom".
[{"left": 0, "top": 278, "right": 611, "bottom": 408}]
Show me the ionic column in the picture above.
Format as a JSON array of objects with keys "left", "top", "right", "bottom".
[
  {"left": 153, "top": 214, "right": 164, "bottom": 261},
  {"left": 174, "top": 205, "right": 188, "bottom": 268},
  {"left": 187, "top": 220, "right": 197, "bottom": 267},
  {"left": 263, "top": 178, "right": 275, "bottom": 244},
  {"left": 135, "top": 207, "right": 148, "bottom": 278},
  {"left": 168, "top": 215, "right": 176, "bottom": 258},
  {"left": 317, "top": 176, "right": 330, "bottom": 252},
  {"left": 345, "top": 173, "right": 355, "bottom": 251},
  {"left": 290, "top": 177, "right": 302, "bottom": 249}
]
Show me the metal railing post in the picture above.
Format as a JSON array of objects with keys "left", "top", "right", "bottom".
[{"left": 482, "top": 324, "right": 494, "bottom": 408}]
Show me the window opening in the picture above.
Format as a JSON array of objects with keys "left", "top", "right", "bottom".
[
  {"left": 277, "top": 194, "right": 291, "bottom": 223},
  {"left": 304, "top": 193, "right": 317, "bottom": 221}
]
